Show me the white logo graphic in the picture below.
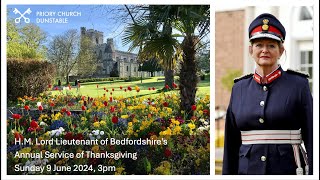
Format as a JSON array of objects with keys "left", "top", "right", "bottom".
[{"left": 13, "top": 8, "right": 32, "bottom": 23}]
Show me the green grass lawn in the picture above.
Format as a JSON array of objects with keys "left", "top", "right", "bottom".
[{"left": 49, "top": 75, "right": 210, "bottom": 98}]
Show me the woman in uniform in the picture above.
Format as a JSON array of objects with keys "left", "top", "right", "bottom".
[{"left": 222, "top": 13, "right": 313, "bottom": 175}]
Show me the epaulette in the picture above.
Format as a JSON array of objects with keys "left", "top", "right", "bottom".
[
  {"left": 234, "top": 73, "right": 254, "bottom": 83},
  {"left": 287, "top": 68, "right": 309, "bottom": 78}
]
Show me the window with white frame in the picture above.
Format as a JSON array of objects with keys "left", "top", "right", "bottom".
[{"left": 298, "top": 42, "right": 313, "bottom": 92}]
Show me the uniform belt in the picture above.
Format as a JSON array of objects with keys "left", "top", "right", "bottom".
[
  {"left": 240, "top": 129, "right": 308, "bottom": 175},
  {"left": 241, "top": 129, "right": 301, "bottom": 144}
]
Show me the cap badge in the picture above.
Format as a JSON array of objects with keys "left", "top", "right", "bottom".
[{"left": 262, "top": 19, "right": 269, "bottom": 31}]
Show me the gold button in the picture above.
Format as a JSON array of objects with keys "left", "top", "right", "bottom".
[
  {"left": 261, "top": 156, "right": 266, "bottom": 161},
  {"left": 259, "top": 118, "right": 264, "bottom": 123},
  {"left": 260, "top": 101, "right": 265, "bottom": 106},
  {"left": 263, "top": 86, "right": 268, "bottom": 91}
]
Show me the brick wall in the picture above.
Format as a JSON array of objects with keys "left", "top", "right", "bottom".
[{"left": 215, "top": 10, "right": 245, "bottom": 109}]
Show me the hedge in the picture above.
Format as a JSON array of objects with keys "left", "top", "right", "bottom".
[{"left": 7, "top": 59, "right": 56, "bottom": 102}]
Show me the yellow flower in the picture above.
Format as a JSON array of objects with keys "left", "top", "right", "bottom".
[
  {"left": 133, "top": 118, "right": 138, "bottom": 123},
  {"left": 18, "top": 147, "right": 32, "bottom": 154},
  {"left": 52, "top": 149, "right": 59, "bottom": 153},
  {"left": 115, "top": 166, "right": 125, "bottom": 175},
  {"left": 100, "top": 120, "right": 106, "bottom": 126},
  {"left": 154, "top": 161, "right": 171, "bottom": 175},
  {"left": 188, "top": 123, "right": 196, "bottom": 130},
  {"left": 128, "top": 122, "right": 133, "bottom": 127},
  {"left": 91, "top": 145, "right": 99, "bottom": 153},
  {"left": 173, "top": 126, "right": 182, "bottom": 135},
  {"left": 166, "top": 107, "right": 173, "bottom": 114},
  {"left": 93, "top": 121, "right": 100, "bottom": 128},
  {"left": 81, "top": 117, "right": 87, "bottom": 121},
  {"left": 121, "top": 115, "right": 129, "bottom": 119},
  {"left": 195, "top": 158, "right": 201, "bottom": 166},
  {"left": 150, "top": 135, "right": 158, "bottom": 140}
]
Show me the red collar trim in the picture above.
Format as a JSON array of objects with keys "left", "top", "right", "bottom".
[{"left": 254, "top": 69, "right": 282, "bottom": 84}]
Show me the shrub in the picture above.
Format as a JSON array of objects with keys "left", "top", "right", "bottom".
[{"left": 7, "top": 58, "right": 56, "bottom": 102}]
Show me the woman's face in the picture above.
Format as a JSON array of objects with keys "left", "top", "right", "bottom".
[{"left": 249, "top": 38, "right": 284, "bottom": 68}]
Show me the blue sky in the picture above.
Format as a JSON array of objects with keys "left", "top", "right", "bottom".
[{"left": 7, "top": 5, "right": 132, "bottom": 51}]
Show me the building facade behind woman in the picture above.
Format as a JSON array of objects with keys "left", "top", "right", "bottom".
[{"left": 222, "top": 13, "right": 313, "bottom": 175}]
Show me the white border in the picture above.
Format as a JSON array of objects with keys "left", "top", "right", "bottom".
[{"left": 1, "top": 0, "right": 319, "bottom": 180}]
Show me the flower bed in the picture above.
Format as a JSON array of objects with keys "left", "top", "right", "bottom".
[{"left": 7, "top": 89, "right": 210, "bottom": 175}]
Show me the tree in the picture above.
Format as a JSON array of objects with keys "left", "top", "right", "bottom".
[
  {"left": 196, "top": 47, "right": 210, "bottom": 73},
  {"left": 47, "top": 29, "right": 80, "bottom": 85},
  {"left": 139, "top": 58, "right": 163, "bottom": 77},
  {"left": 122, "top": 5, "right": 181, "bottom": 89},
  {"left": 75, "top": 36, "right": 97, "bottom": 77},
  {"left": 221, "top": 69, "right": 242, "bottom": 92},
  {"left": 7, "top": 21, "right": 47, "bottom": 60},
  {"left": 123, "top": 5, "right": 210, "bottom": 116}
]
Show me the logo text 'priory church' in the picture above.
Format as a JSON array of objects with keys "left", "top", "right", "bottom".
[{"left": 12, "top": 8, "right": 82, "bottom": 24}]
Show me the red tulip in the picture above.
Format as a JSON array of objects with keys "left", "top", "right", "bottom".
[
  {"left": 191, "top": 105, "right": 197, "bottom": 111},
  {"left": 110, "top": 106, "right": 115, "bottom": 113},
  {"left": 172, "top": 83, "right": 178, "bottom": 88},
  {"left": 164, "top": 148, "right": 172, "bottom": 157},
  {"left": 12, "top": 114, "right": 22, "bottom": 120},
  {"left": 38, "top": 105, "right": 43, "bottom": 111},
  {"left": 66, "top": 111, "right": 72, "bottom": 116},
  {"left": 103, "top": 101, "right": 108, "bottom": 106},
  {"left": 65, "top": 132, "right": 73, "bottom": 140},
  {"left": 14, "top": 132, "right": 24, "bottom": 141},
  {"left": 24, "top": 105, "right": 30, "bottom": 111},
  {"left": 165, "top": 85, "right": 169, "bottom": 89},
  {"left": 30, "top": 120, "right": 39, "bottom": 129},
  {"left": 163, "top": 102, "right": 169, "bottom": 107},
  {"left": 120, "top": 86, "right": 123, "bottom": 90},
  {"left": 112, "top": 116, "right": 118, "bottom": 124},
  {"left": 81, "top": 105, "right": 86, "bottom": 111}
]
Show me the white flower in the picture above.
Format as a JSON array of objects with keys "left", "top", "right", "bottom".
[
  {"left": 93, "top": 130, "right": 100, "bottom": 136},
  {"left": 37, "top": 102, "right": 42, "bottom": 107},
  {"left": 25, "top": 160, "right": 31, "bottom": 166},
  {"left": 39, "top": 122, "right": 47, "bottom": 126},
  {"left": 100, "top": 131, "right": 105, "bottom": 135}
]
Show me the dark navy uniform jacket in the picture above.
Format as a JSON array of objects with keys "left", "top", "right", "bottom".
[{"left": 222, "top": 66, "right": 313, "bottom": 175}]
